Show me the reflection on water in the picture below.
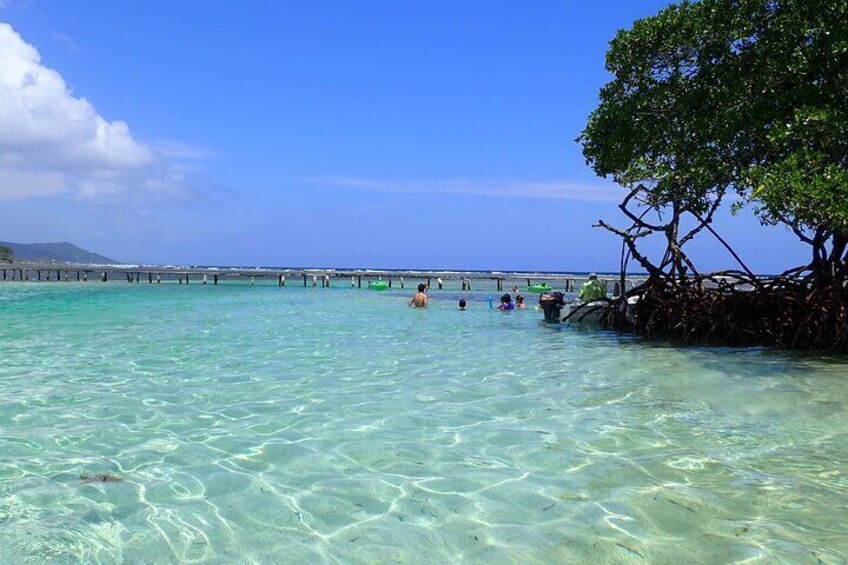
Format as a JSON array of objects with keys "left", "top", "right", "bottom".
[{"left": 1, "top": 282, "right": 847, "bottom": 563}]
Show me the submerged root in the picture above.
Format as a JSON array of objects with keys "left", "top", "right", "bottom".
[{"left": 604, "top": 273, "right": 848, "bottom": 352}]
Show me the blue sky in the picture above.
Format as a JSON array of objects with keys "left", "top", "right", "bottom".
[{"left": 0, "top": 1, "right": 808, "bottom": 272}]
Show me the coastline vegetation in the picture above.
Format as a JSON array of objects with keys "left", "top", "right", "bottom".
[{"left": 580, "top": 0, "right": 848, "bottom": 351}]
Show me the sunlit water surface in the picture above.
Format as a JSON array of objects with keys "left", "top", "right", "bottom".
[{"left": 1, "top": 282, "right": 847, "bottom": 564}]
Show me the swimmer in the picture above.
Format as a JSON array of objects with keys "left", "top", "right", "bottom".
[
  {"left": 409, "top": 284, "right": 428, "bottom": 308},
  {"left": 497, "top": 293, "right": 515, "bottom": 311}
]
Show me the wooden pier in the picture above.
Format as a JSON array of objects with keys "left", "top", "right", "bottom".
[{"left": 0, "top": 263, "right": 647, "bottom": 295}]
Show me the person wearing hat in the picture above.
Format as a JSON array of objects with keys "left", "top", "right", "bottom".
[{"left": 579, "top": 273, "right": 607, "bottom": 301}]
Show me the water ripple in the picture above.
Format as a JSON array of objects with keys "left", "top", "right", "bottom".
[{"left": 0, "top": 283, "right": 847, "bottom": 562}]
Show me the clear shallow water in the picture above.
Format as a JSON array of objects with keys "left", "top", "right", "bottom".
[{"left": 1, "top": 282, "right": 847, "bottom": 564}]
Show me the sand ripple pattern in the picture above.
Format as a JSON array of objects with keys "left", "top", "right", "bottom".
[{"left": 1, "top": 283, "right": 847, "bottom": 563}]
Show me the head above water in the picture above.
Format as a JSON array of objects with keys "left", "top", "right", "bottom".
[
  {"left": 500, "top": 293, "right": 512, "bottom": 303},
  {"left": 417, "top": 283, "right": 426, "bottom": 292},
  {"left": 459, "top": 299, "right": 466, "bottom": 308}
]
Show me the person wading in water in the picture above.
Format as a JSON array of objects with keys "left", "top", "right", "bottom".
[{"left": 409, "top": 283, "right": 428, "bottom": 308}]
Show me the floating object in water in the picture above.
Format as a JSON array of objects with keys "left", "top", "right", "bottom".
[
  {"left": 528, "top": 283, "right": 553, "bottom": 294},
  {"left": 368, "top": 280, "right": 389, "bottom": 291}
]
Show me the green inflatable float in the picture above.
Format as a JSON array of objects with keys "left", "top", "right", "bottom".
[
  {"left": 368, "top": 280, "right": 389, "bottom": 291},
  {"left": 527, "top": 283, "right": 553, "bottom": 293}
]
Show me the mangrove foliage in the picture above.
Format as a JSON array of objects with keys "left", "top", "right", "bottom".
[{"left": 580, "top": 0, "right": 848, "bottom": 350}]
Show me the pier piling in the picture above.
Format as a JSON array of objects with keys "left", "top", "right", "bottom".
[{"left": 1, "top": 265, "right": 647, "bottom": 297}]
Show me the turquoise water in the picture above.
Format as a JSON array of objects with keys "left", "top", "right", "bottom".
[{"left": 1, "top": 282, "right": 847, "bottom": 564}]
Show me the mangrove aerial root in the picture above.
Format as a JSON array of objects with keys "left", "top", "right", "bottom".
[
  {"left": 592, "top": 186, "right": 847, "bottom": 352},
  {"left": 604, "top": 272, "right": 848, "bottom": 352}
]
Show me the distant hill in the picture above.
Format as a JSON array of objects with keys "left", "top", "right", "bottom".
[{"left": 0, "top": 241, "right": 121, "bottom": 265}]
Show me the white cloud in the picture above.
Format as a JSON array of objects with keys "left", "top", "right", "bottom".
[
  {"left": 0, "top": 23, "right": 193, "bottom": 201},
  {"left": 52, "top": 32, "right": 78, "bottom": 52},
  {"left": 309, "top": 176, "right": 624, "bottom": 203},
  {"left": 152, "top": 139, "right": 215, "bottom": 160},
  {"left": 0, "top": 168, "right": 64, "bottom": 199}
]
